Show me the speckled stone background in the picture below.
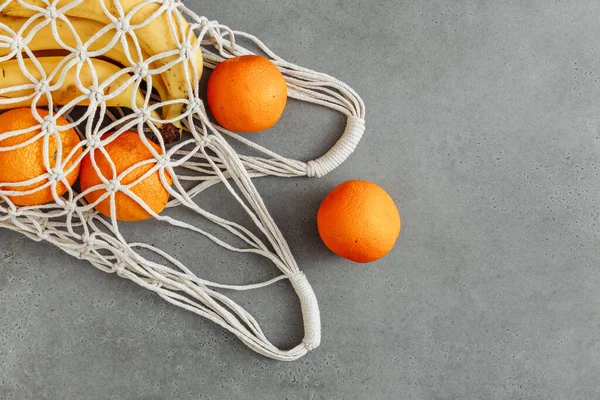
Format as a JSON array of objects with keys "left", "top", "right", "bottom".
[{"left": 2, "top": 1, "right": 600, "bottom": 399}]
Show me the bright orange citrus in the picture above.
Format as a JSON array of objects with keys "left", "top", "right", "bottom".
[
  {"left": 317, "top": 180, "right": 401, "bottom": 263},
  {"left": 79, "top": 131, "right": 172, "bottom": 222},
  {"left": 0, "top": 108, "right": 82, "bottom": 206},
  {"left": 207, "top": 55, "right": 287, "bottom": 132}
]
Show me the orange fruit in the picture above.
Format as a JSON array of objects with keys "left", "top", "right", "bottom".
[
  {"left": 207, "top": 55, "right": 287, "bottom": 132},
  {"left": 0, "top": 108, "right": 82, "bottom": 206},
  {"left": 79, "top": 131, "right": 172, "bottom": 222},
  {"left": 317, "top": 180, "right": 401, "bottom": 263}
]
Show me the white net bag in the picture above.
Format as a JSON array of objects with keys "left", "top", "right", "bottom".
[{"left": 0, "top": 0, "right": 365, "bottom": 361}]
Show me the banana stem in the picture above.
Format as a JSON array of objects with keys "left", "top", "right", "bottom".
[{"left": 156, "top": 123, "right": 181, "bottom": 144}]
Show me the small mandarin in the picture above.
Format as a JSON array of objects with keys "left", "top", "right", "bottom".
[
  {"left": 207, "top": 55, "right": 287, "bottom": 132},
  {"left": 79, "top": 131, "right": 172, "bottom": 222},
  {"left": 0, "top": 108, "right": 82, "bottom": 206},
  {"left": 317, "top": 180, "right": 401, "bottom": 263}
]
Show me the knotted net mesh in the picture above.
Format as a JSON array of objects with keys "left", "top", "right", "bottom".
[{"left": 0, "top": 0, "right": 365, "bottom": 360}]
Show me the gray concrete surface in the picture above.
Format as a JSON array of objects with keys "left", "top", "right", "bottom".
[{"left": 2, "top": 0, "right": 600, "bottom": 398}]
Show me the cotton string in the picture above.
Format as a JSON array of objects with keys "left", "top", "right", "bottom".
[{"left": 0, "top": 0, "right": 364, "bottom": 361}]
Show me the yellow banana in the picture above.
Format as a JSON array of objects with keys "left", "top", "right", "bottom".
[
  {"left": 0, "top": 56, "right": 162, "bottom": 125},
  {"left": 1, "top": 0, "right": 204, "bottom": 141},
  {"left": 0, "top": 15, "right": 169, "bottom": 105}
]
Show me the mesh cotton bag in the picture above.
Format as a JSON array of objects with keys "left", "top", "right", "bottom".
[{"left": 0, "top": 0, "right": 365, "bottom": 361}]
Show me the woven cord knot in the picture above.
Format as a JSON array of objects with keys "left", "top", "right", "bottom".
[
  {"left": 10, "top": 36, "right": 25, "bottom": 52},
  {"left": 48, "top": 168, "right": 66, "bottom": 183},
  {"left": 156, "top": 155, "right": 169, "bottom": 169},
  {"left": 41, "top": 116, "right": 56, "bottom": 133},
  {"left": 74, "top": 45, "right": 88, "bottom": 63},
  {"left": 135, "top": 61, "right": 150, "bottom": 79},
  {"left": 105, "top": 180, "right": 121, "bottom": 194},
  {"left": 163, "top": 0, "right": 180, "bottom": 12},
  {"left": 44, "top": 5, "right": 59, "bottom": 20},
  {"left": 115, "top": 18, "right": 132, "bottom": 34},
  {"left": 179, "top": 42, "right": 194, "bottom": 60},
  {"left": 34, "top": 79, "right": 49, "bottom": 94},
  {"left": 86, "top": 86, "right": 104, "bottom": 104},
  {"left": 86, "top": 136, "right": 101, "bottom": 149},
  {"left": 64, "top": 200, "right": 77, "bottom": 213}
]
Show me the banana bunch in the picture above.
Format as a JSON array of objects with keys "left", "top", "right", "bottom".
[{"left": 0, "top": 0, "right": 203, "bottom": 143}]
